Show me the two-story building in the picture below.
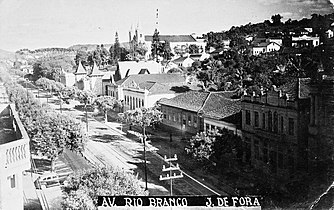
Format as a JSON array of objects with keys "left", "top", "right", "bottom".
[
  {"left": 158, "top": 91, "right": 241, "bottom": 136},
  {"left": 0, "top": 100, "right": 31, "bottom": 209},
  {"left": 241, "top": 78, "right": 310, "bottom": 175}
]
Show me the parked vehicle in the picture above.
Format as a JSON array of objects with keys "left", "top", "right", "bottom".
[{"left": 34, "top": 172, "right": 65, "bottom": 189}]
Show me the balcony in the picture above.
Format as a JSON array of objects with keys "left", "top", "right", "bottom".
[{"left": 0, "top": 104, "right": 31, "bottom": 173}]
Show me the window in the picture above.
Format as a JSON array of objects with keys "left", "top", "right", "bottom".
[
  {"left": 178, "top": 113, "right": 181, "bottom": 122},
  {"left": 280, "top": 116, "right": 284, "bottom": 133},
  {"left": 273, "top": 112, "right": 278, "bottom": 133},
  {"left": 268, "top": 111, "right": 272, "bottom": 131},
  {"left": 245, "top": 110, "right": 251, "bottom": 125},
  {"left": 262, "top": 113, "right": 266, "bottom": 129},
  {"left": 254, "top": 140, "right": 260, "bottom": 160},
  {"left": 8, "top": 175, "right": 15, "bottom": 188},
  {"left": 188, "top": 115, "right": 192, "bottom": 126},
  {"left": 173, "top": 114, "right": 176, "bottom": 122},
  {"left": 263, "top": 142, "right": 269, "bottom": 163},
  {"left": 206, "top": 123, "right": 210, "bottom": 131},
  {"left": 254, "top": 112, "right": 259, "bottom": 127},
  {"left": 193, "top": 117, "right": 197, "bottom": 128},
  {"left": 142, "top": 99, "right": 144, "bottom": 107},
  {"left": 278, "top": 152, "right": 283, "bottom": 169},
  {"left": 288, "top": 118, "right": 294, "bottom": 135}
]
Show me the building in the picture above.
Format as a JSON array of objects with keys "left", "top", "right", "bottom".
[
  {"left": 252, "top": 42, "right": 281, "bottom": 55},
  {"left": 116, "top": 61, "right": 163, "bottom": 79},
  {"left": 104, "top": 74, "right": 200, "bottom": 111},
  {"left": 308, "top": 76, "right": 334, "bottom": 171},
  {"left": 59, "top": 68, "right": 76, "bottom": 87},
  {"left": 291, "top": 35, "right": 320, "bottom": 48},
  {"left": 326, "top": 29, "right": 334, "bottom": 39},
  {"left": 159, "top": 91, "right": 241, "bottom": 135},
  {"left": 144, "top": 34, "right": 206, "bottom": 57},
  {"left": 172, "top": 56, "right": 194, "bottom": 68},
  {"left": 0, "top": 94, "right": 31, "bottom": 209},
  {"left": 241, "top": 78, "right": 310, "bottom": 175}
]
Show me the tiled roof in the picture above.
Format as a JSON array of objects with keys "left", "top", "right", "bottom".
[
  {"left": 159, "top": 91, "right": 241, "bottom": 119},
  {"left": 203, "top": 94, "right": 241, "bottom": 120},
  {"left": 145, "top": 35, "right": 197, "bottom": 42},
  {"left": 159, "top": 91, "right": 209, "bottom": 112},
  {"left": 116, "top": 74, "right": 187, "bottom": 87},
  {"left": 172, "top": 56, "right": 193, "bottom": 63},
  {"left": 279, "top": 78, "right": 310, "bottom": 100}
]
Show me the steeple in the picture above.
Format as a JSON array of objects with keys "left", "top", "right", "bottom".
[
  {"left": 75, "top": 62, "right": 87, "bottom": 75},
  {"left": 90, "top": 62, "right": 103, "bottom": 77}
]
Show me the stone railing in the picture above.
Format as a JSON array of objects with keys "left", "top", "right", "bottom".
[
  {"left": 0, "top": 138, "right": 30, "bottom": 172},
  {"left": 0, "top": 104, "right": 31, "bottom": 172}
]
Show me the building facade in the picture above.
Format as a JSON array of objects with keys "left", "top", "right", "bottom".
[
  {"left": 0, "top": 102, "right": 31, "bottom": 210},
  {"left": 252, "top": 42, "right": 281, "bottom": 56},
  {"left": 241, "top": 79, "right": 310, "bottom": 175},
  {"left": 104, "top": 74, "right": 200, "bottom": 111},
  {"left": 159, "top": 91, "right": 241, "bottom": 135}
]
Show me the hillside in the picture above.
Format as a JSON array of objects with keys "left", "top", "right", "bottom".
[
  {"left": 0, "top": 49, "right": 15, "bottom": 60},
  {"left": 69, "top": 42, "right": 131, "bottom": 52}
]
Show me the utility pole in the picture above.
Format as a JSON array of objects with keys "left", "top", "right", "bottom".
[
  {"left": 159, "top": 154, "right": 183, "bottom": 196},
  {"left": 143, "top": 126, "right": 148, "bottom": 191}
]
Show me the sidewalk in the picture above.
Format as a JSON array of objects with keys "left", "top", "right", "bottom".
[{"left": 23, "top": 172, "right": 43, "bottom": 210}]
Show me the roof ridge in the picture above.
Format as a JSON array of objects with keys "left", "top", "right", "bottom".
[{"left": 198, "top": 92, "right": 211, "bottom": 113}]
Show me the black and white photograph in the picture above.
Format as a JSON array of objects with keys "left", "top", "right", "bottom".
[{"left": 0, "top": 0, "right": 333, "bottom": 209}]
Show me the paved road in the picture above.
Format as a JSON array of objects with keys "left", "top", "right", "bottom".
[{"left": 22, "top": 81, "right": 225, "bottom": 203}]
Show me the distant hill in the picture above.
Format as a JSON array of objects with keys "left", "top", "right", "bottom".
[
  {"left": 69, "top": 42, "right": 131, "bottom": 52},
  {"left": 0, "top": 48, "right": 15, "bottom": 60}
]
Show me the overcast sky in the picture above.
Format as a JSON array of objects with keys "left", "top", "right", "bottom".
[{"left": 0, "top": 0, "right": 333, "bottom": 51}]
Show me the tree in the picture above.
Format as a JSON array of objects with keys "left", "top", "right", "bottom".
[
  {"left": 151, "top": 29, "right": 164, "bottom": 61},
  {"left": 75, "top": 50, "right": 89, "bottom": 66},
  {"left": 162, "top": 41, "right": 172, "bottom": 61},
  {"left": 271, "top": 14, "right": 283, "bottom": 26},
  {"left": 94, "top": 96, "right": 121, "bottom": 123},
  {"left": 32, "top": 55, "right": 75, "bottom": 81},
  {"left": 185, "top": 132, "right": 215, "bottom": 162},
  {"left": 122, "top": 107, "right": 162, "bottom": 190},
  {"left": 185, "top": 128, "right": 243, "bottom": 172},
  {"left": 76, "top": 90, "right": 96, "bottom": 132},
  {"left": 112, "top": 32, "right": 121, "bottom": 62},
  {"left": 27, "top": 112, "right": 87, "bottom": 171},
  {"left": 189, "top": 44, "right": 200, "bottom": 54},
  {"left": 62, "top": 167, "right": 148, "bottom": 209}
]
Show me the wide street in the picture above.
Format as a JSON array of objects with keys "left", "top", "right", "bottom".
[{"left": 19, "top": 78, "right": 227, "bottom": 208}]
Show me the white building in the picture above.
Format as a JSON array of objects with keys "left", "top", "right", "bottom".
[
  {"left": 0, "top": 100, "right": 31, "bottom": 210},
  {"left": 291, "top": 35, "right": 320, "bottom": 48},
  {"left": 117, "top": 61, "right": 163, "bottom": 79},
  {"left": 252, "top": 42, "right": 281, "bottom": 55},
  {"left": 103, "top": 74, "right": 200, "bottom": 111},
  {"left": 144, "top": 34, "right": 206, "bottom": 58},
  {"left": 172, "top": 56, "right": 194, "bottom": 68}
]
